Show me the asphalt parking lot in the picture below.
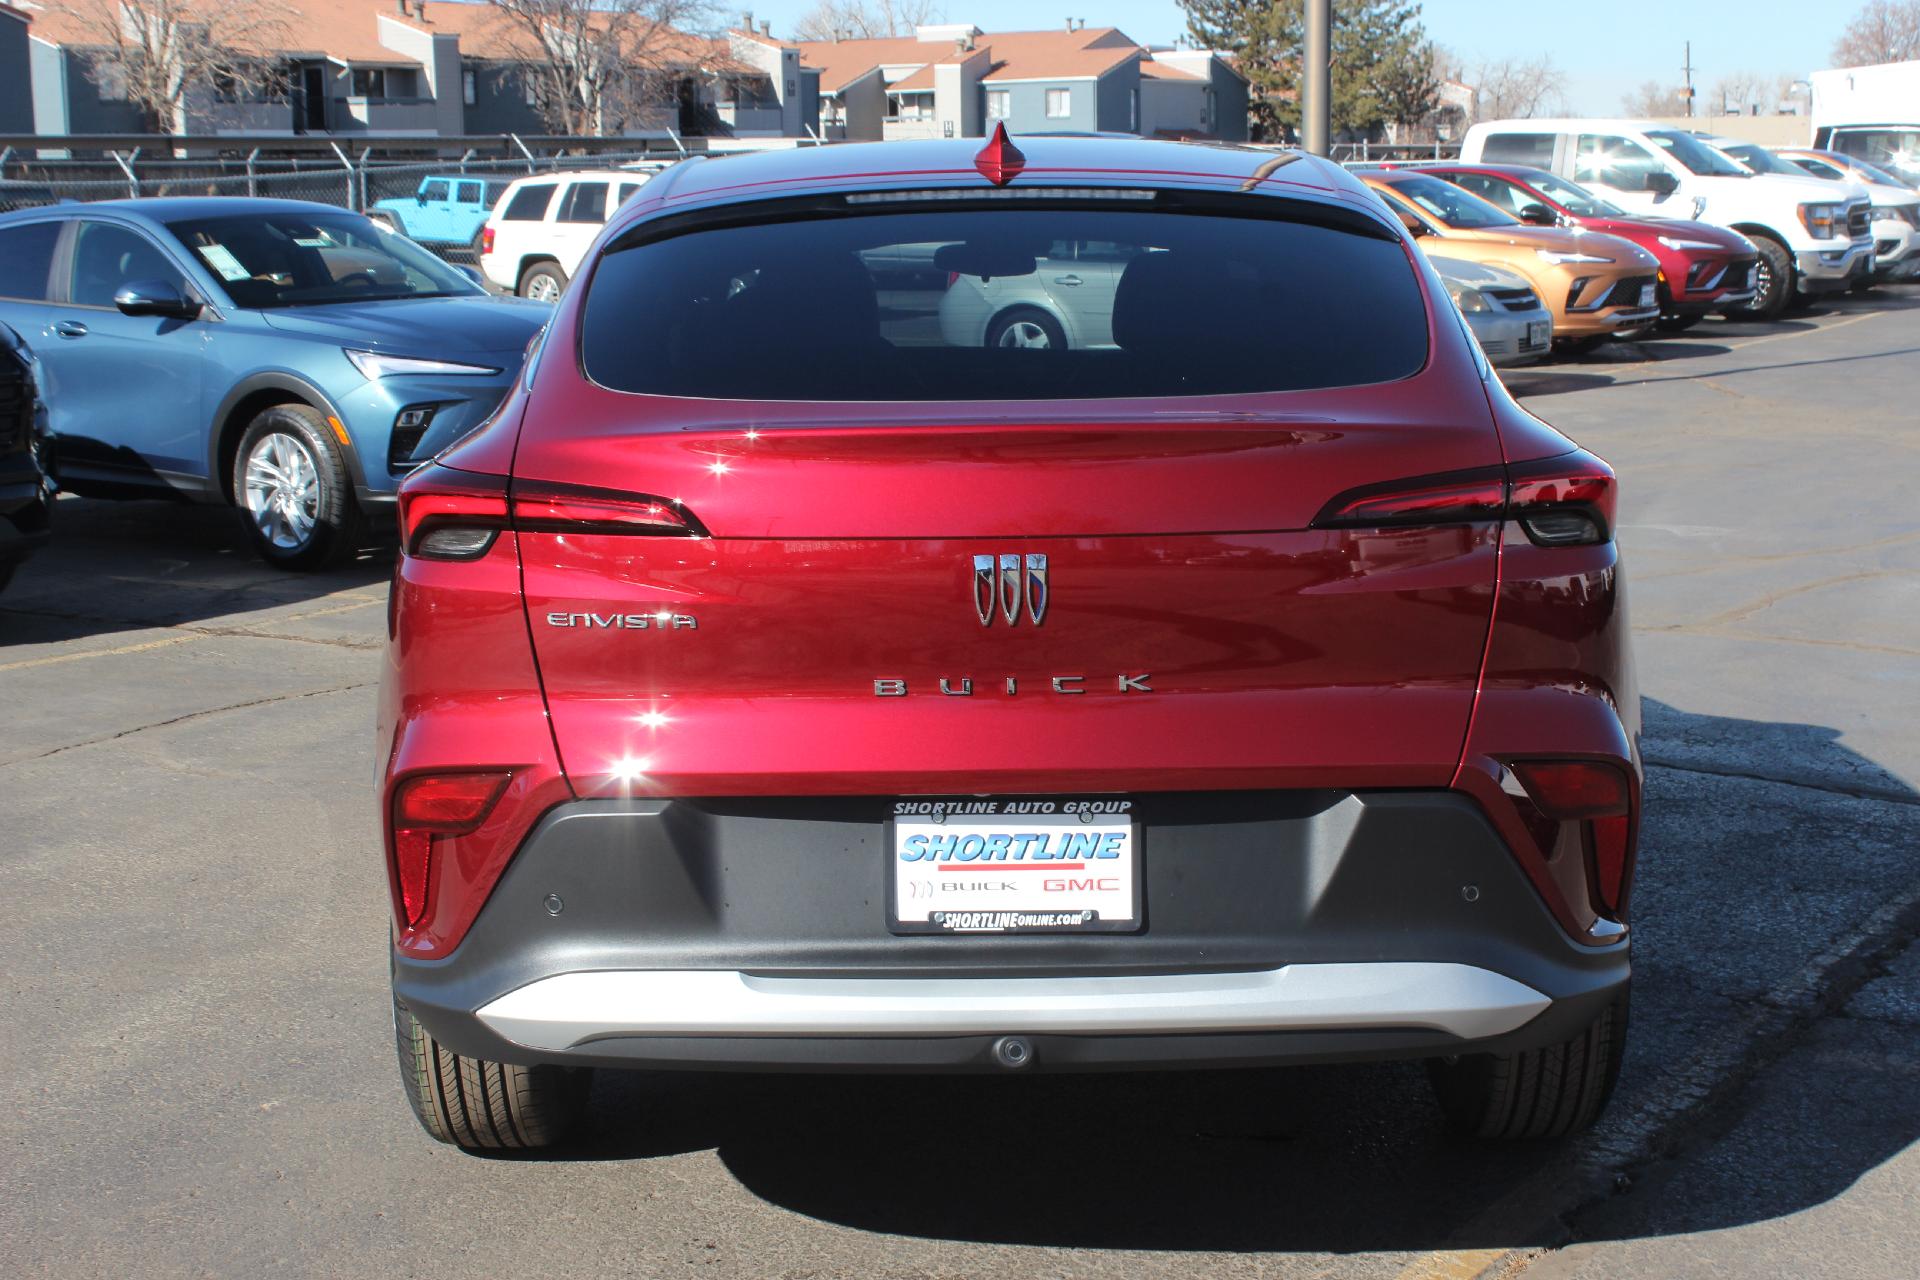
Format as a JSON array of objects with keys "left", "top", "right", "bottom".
[{"left": 3, "top": 297, "right": 1918, "bottom": 1279}]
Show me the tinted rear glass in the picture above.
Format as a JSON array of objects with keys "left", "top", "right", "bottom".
[
  {"left": 581, "top": 205, "right": 1428, "bottom": 401},
  {"left": 1481, "top": 132, "right": 1555, "bottom": 166}
]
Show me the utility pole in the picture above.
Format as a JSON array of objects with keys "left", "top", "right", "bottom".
[
  {"left": 1682, "top": 41, "right": 1696, "bottom": 118},
  {"left": 1304, "top": 0, "right": 1331, "bottom": 155}
]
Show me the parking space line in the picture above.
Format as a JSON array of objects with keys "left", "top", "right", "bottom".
[
  {"left": 0, "top": 633, "right": 202, "bottom": 673},
  {"left": 1391, "top": 1246, "right": 1513, "bottom": 1279},
  {"left": 1721, "top": 310, "right": 1878, "bottom": 352}
]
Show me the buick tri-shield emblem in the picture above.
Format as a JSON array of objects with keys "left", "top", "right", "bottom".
[{"left": 973, "top": 554, "right": 1047, "bottom": 626}]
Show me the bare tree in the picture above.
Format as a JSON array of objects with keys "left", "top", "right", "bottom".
[
  {"left": 1832, "top": 0, "right": 1920, "bottom": 66},
  {"left": 1473, "top": 54, "right": 1563, "bottom": 119},
  {"left": 487, "top": 0, "right": 717, "bottom": 136},
  {"left": 1711, "top": 70, "right": 1773, "bottom": 114},
  {"left": 1620, "top": 80, "right": 1688, "bottom": 116},
  {"left": 58, "top": 0, "right": 288, "bottom": 134},
  {"left": 791, "top": 0, "right": 941, "bottom": 41}
]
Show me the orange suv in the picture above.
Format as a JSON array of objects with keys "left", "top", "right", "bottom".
[{"left": 1357, "top": 169, "right": 1660, "bottom": 353}]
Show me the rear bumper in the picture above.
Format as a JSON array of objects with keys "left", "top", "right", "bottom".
[{"left": 394, "top": 792, "right": 1630, "bottom": 1072}]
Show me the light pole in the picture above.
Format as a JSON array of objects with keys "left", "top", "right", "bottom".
[{"left": 1303, "top": 0, "right": 1331, "bottom": 155}]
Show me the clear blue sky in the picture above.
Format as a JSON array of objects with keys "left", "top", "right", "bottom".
[{"left": 740, "top": 0, "right": 1856, "bottom": 115}]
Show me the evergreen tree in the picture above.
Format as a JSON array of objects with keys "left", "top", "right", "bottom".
[{"left": 1181, "top": 0, "right": 1437, "bottom": 141}]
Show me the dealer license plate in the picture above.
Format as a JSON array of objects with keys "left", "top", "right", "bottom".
[
  {"left": 1526, "top": 320, "right": 1550, "bottom": 348},
  {"left": 1639, "top": 284, "right": 1657, "bottom": 307},
  {"left": 889, "top": 799, "right": 1140, "bottom": 933}
]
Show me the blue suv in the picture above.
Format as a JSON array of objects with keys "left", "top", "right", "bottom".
[
  {"left": 0, "top": 198, "right": 548, "bottom": 569},
  {"left": 368, "top": 175, "right": 509, "bottom": 250}
]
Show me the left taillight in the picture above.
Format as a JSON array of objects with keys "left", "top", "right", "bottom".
[
  {"left": 1312, "top": 449, "right": 1615, "bottom": 547},
  {"left": 389, "top": 771, "right": 512, "bottom": 928},
  {"left": 480, "top": 226, "right": 495, "bottom": 256},
  {"left": 398, "top": 463, "right": 509, "bottom": 561},
  {"left": 399, "top": 467, "right": 708, "bottom": 562}
]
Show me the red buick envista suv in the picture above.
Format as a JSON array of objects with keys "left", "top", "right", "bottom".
[{"left": 379, "top": 131, "right": 1639, "bottom": 1151}]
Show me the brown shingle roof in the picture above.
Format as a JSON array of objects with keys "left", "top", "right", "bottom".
[
  {"left": 1138, "top": 60, "right": 1202, "bottom": 81},
  {"left": 799, "top": 26, "right": 1142, "bottom": 95}
]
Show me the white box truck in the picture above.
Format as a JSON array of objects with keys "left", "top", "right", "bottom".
[{"left": 1811, "top": 61, "right": 1920, "bottom": 186}]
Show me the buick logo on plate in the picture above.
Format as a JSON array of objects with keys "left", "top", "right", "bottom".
[{"left": 973, "top": 553, "right": 1047, "bottom": 626}]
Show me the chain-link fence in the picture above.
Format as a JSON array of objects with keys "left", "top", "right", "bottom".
[{"left": 0, "top": 141, "right": 694, "bottom": 263}]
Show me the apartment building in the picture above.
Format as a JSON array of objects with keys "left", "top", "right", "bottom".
[
  {"left": 787, "top": 22, "right": 1247, "bottom": 144},
  {"left": 13, "top": 0, "right": 806, "bottom": 139},
  {"left": 2, "top": 3, "right": 1240, "bottom": 144}
]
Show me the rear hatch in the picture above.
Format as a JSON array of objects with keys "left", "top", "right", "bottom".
[{"left": 508, "top": 186, "right": 1506, "bottom": 796}]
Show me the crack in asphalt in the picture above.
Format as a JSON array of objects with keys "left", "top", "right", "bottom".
[
  {"left": 1631, "top": 528, "right": 1920, "bottom": 582},
  {"left": 0, "top": 681, "right": 375, "bottom": 768},
  {"left": 1453, "top": 880, "right": 1920, "bottom": 1280},
  {"left": 0, "top": 605, "right": 383, "bottom": 652},
  {"left": 1644, "top": 758, "right": 1920, "bottom": 808}
]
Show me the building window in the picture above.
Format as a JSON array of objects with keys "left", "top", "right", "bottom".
[
  {"left": 1129, "top": 86, "right": 1138, "bottom": 133},
  {"left": 1045, "top": 87, "right": 1071, "bottom": 119},
  {"left": 462, "top": 69, "right": 476, "bottom": 106},
  {"left": 350, "top": 68, "right": 387, "bottom": 99},
  {"left": 986, "top": 89, "right": 1010, "bottom": 120}
]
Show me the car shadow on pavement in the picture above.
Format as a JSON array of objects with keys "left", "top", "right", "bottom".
[
  {"left": 510, "top": 699, "right": 1920, "bottom": 1258},
  {"left": 0, "top": 495, "right": 393, "bottom": 645}
]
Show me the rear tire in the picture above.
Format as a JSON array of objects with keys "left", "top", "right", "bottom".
[
  {"left": 394, "top": 997, "right": 590, "bottom": 1151},
  {"left": 232, "top": 404, "right": 363, "bottom": 572},
  {"left": 1726, "top": 235, "right": 1793, "bottom": 320},
  {"left": 986, "top": 307, "right": 1066, "bottom": 350},
  {"left": 518, "top": 260, "right": 567, "bottom": 302},
  {"left": 1428, "top": 989, "right": 1628, "bottom": 1139}
]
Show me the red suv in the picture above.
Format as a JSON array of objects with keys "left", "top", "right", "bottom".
[
  {"left": 1412, "top": 163, "right": 1760, "bottom": 331},
  {"left": 380, "top": 133, "right": 1639, "bottom": 1151}
]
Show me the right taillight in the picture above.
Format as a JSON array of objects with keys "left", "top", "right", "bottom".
[
  {"left": 1311, "top": 449, "right": 1615, "bottom": 547},
  {"left": 1508, "top": 758, "right": 1636, "bottom": 918},
  {"left": 1507, "top": 451, "right": 1615, "bottom": 546}
]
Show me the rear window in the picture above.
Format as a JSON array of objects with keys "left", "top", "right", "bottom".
[
  {"left": 503, "top": 183, "right": 556, "bottom": 221},
  {"left": 581, "top": 202, "right": 1428, "bottom": 401},
  {"left": 1480, "top": 132, "right": 1556, "bottom": 166},
  {"left": 0, "top": 222, "right": 61, "bottom": 300}
]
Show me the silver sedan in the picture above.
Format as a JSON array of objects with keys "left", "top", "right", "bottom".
[{"left": 1431, "top": 255, "right": 1552, "bottom": 367}]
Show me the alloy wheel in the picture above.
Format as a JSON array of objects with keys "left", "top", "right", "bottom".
[
  {"left": 995, "top": 320, "right": 1054, "bottom": 349},
  {"left": 525, "top": 274, "right": 563, "bottom": 303},
  {"left": 243, "top": 431, "right": 321, "bottom": 551}
]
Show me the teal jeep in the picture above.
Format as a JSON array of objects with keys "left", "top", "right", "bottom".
[{"left": 368, "top": 176, "right": 509, "bottom": 249}]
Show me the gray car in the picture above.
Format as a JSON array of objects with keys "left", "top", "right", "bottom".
[
  {"left": 937, "top": 239, "right": 1136, "bottom": 349},
  {"left": 1430, "top": 255, "right": 1552, "bottom": 367}
]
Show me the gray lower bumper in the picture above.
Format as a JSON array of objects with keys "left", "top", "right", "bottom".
[
  {"left": 1797, "top": 241, "right": 1874, "bottom": 291},
  {"left": 395, "top": 791, "right": 1629, "bottom": 1072}
]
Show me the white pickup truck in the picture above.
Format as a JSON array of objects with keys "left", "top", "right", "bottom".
[{"left": 1460, "top": 118, "right": 1875, "bottom": 318}]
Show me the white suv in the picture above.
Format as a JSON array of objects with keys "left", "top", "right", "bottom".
[
  {"left": 1461, "top": 119, "right": 1874, "bottom": 317},
  {"left": 479, "top": 169, "right": 657, "bottom": 301}
]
